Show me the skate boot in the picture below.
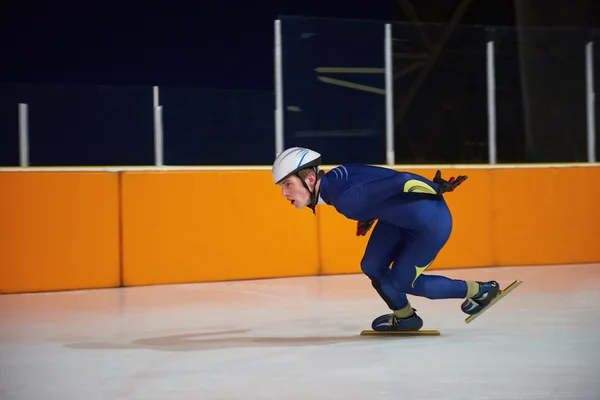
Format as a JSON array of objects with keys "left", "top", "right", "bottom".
[
  {"left": 371, "top": 309, "right": 424, "bottom": 332},
  {"left": 461, "top": 281, "right": 500, "bottom": 315}
]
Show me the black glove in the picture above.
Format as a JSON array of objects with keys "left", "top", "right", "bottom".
[
  {"left": 357, "top": 219, "right": 376, "bottom": 236},
  {"left": 433, "top": 170, "right": 468, "bottom": 195}
]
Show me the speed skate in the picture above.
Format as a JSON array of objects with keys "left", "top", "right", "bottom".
[
  {"left": 360, "top": 329, "right": 440, "bottom": 336},
  {"left": 464, "top": 279, "right": 523, "bottom": 324}
]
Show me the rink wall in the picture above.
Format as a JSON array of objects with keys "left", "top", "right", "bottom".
[{"left": 1, "top": 164, "right": 599, "bottom": 294}]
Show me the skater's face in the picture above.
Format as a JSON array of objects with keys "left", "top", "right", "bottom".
[{"left": 279, "top": 173, "right": 316, "bottom": 209}]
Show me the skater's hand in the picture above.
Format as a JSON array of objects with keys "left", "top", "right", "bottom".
[
  {"left": 433, "top": 170, "right": 467, "bottom": 195},
  {"left": 357, "top": 219, "right": 376, "bottom": 236}
]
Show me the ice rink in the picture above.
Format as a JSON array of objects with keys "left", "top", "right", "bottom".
[{"left": 1, "top": 263, "right": 599, "bottom": 400}]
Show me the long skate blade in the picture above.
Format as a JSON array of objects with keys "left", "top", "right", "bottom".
[
  {"left": 465, "top": 279, "right": 523, "bottom": 324},
  {"left": 360, "top": 329, "right": 440, "bottom": 336}
]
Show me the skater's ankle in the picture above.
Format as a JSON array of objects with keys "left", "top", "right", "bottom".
[
  {"left": 465, "top": 280, "right": 480, "bottom": 298},
  {"left": 393, "top": 304, "right": 414, "bottom": 319}
]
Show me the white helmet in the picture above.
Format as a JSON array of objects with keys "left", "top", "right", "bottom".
[{"left": 272, "top": 147, "right": 322, "bottom": 185}]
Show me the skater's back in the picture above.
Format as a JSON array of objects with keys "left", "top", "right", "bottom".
[{"left": 319, "top": 164, "right": 449, "bottom": 233}]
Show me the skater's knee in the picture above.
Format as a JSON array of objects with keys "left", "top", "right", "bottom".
[
  {"left": 360, "top": 257, "right": 386, "bottom": 278},
  {"left": 361, "top": 264, "right": 388, "bottom": 291}
]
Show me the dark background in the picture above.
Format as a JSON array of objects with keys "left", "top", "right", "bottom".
[{"left": 1, "top": 0, "right": 598, "bottom": 166}]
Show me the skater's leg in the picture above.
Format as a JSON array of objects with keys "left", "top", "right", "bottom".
[
  {"left": 389, "top": 234, "right": 473, "bottom": 300},
  {"left": 360, "top": 221, "right": 408, "bottom": 311},
  {"left": 361, "top": 222, "right": 424, "bottom": 331},
  {"left": 389, "top": 233, "right": 500, "bottom": 314},
  {"left": 411, "top": 273, "right": 478, "bottom": 299},
  {"left": 389, "top": 198, "right": 482, "bottom": 303}
]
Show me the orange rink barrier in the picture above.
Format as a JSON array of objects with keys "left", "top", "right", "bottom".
[
  {"left": 120, "top": 170, "right": 319, "bottom": 286},
  {"left": 1, "top": 164, "right": 599, "bottom": 293},
  {"left": 0, "top": 172, "right": 121, "bottom": 294}
]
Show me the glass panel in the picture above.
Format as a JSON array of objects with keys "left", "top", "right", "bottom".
[
  {"left": 391, "top": 22, "right": 489, "bottom": 163},
  {"left": 0, "top": 83, "right": 154, "bottom": 166},
  {"left": 0, "top": 84, "right": 20, "bottom": 166},
  {"left": 280, "top": 16, "right": 387, "bottom": 165},
  {"left": 161, "top": 87, "right": 274, "bottom": 165},
  {"left": 494, "top": 26, "right": 590, "bottom": 162}
]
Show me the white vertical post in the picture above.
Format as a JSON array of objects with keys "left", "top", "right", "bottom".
[
  {"left": 153, "top": 86, "right": 163, "bottom": 166},
  {"left": 586, "top": 42, "right": 596, "bottom": 162},
  {"left": 487, "top": 41, "right": 497, "bottom": 164},
  {"left": 18, "top": 103, "right": 29, "bottom": 167},
  {"left": 153, "top": 86, "right": 159, "bottom": 108},
  {"left": 274, "top": 19, "right": 284, "bottom": 157},
  {"left": 154, "top": 106, "right": 163, "bottom": 166},
  {"left": 385, "top": 23, "right": 395, "bottom": 165}
]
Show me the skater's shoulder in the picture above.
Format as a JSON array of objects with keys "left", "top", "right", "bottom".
[
  {"left": 324, "top": 163, "right": 396, "bottom": 178},
  {"left": 319, "top": 164, "right": 363, "bottom": 204},
  {"left": 323, "top": 164, "right": 351, "bottom": 180}
]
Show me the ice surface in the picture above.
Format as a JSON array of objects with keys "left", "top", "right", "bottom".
[{"left": 1, "top": 264, "right": 599, "bottom": 400}]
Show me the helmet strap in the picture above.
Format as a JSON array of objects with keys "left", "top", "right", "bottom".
[{"left": 298, "top": 167, "right": 321, "bottom": 215}]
